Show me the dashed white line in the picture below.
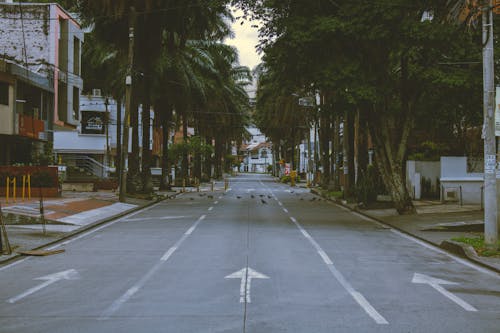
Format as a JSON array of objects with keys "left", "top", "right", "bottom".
[
  {"left": 100, "top": 214, "right": 207, "bottom": 319},
  {"left": 214, "top": 201, "right": 219, "bottom": 205},
  {"left": 160, "top": 247, "right": 177, "bottom": 261},
  {"left": 208, "top": 207, "right": 214, "bottom": 211},
  {"left": 318, "top": 250, "right": 333, "bottom": 265},
  {"left": 283, "top": 208, "right": 289, "bottom": 213},
  {"left": 287, "top": 213, "right": 388, "bottom": 325}
]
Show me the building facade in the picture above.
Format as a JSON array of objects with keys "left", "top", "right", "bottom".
[{"left": 0, "top": 2, "right": 83, "bottom": 164}]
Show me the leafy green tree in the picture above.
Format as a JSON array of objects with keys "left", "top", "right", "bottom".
[{"left": 235, "top": 0, "right": 483, "bottom": 214}]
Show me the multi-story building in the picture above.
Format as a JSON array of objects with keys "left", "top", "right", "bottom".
[
  {"left": 240, "top": 127, "right": 273, "bottom": 173},
  {"left": 0, "top": 1, "right": 83, "bottom": 165}
]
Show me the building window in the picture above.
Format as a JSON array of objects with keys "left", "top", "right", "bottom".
[
  {"left": 261, "top": 149, "right": 268, "bottom": 158},
  {"left": 0, "top": 82, "right": 9, "bottom": 105}
]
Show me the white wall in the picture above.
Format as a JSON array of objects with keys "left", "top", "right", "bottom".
[
  {"left": 440, "top": 156, "right": 483, "bottom": 205},
  {"left": 0, "top": 84, "right": 14, "bottom": 135}
]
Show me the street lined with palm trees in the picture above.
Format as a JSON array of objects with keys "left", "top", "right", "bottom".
[{"left": 0, "top": 174, "right": 499, "bottom": 332}]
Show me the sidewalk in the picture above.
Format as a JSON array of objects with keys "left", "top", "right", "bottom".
[
  {"left": 0, "top": 181, "right": 229, "bottom": 264},
  {"left": 310, "top": 187, "right": 500, "bottom": 273},
  {"left": 0, "top": 190, "right": 161, "bottom": 264}
]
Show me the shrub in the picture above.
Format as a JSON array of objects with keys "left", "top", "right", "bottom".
[{"left": 281, "top": 175, "right": 291, "bottom": 183}]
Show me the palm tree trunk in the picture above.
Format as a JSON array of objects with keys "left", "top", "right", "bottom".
[
  {"left": 116, "top": 98, "right": 122, "bottom": 181},
  {"left": 141, "top": 99, "right": 152, "bottom": 194},
  {"left": 159, "top": 109, "right": 171, "bottom": 190},
  {"left": 319, "top": 107, "right": 331, "bottom": 189},
  {"left": 181, "top": 110, "right": 189, "bottom": 184}
]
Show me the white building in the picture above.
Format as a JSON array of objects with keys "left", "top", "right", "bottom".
[
  {"left": 54, "top": 92, "right": 154, "bottom": 178},
  {"left": 240, "top": 127, "right": 273, "bottom": 173}
]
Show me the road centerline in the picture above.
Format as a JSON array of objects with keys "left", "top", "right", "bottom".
[{"left": 99, "top": 214, "right": 207, "bottom": 320}]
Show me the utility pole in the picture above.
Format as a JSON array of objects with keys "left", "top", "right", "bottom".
[
  {"left": 482, "top": 0, "right": 498, "bottom": 250},
  {"left": 119, "top": 7, "right": 136, "bottom": 202},
  {"left": 104, "top": 97, "right": 110, "bottom": 176}
]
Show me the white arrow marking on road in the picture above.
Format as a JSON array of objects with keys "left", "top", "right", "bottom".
[
  {"left": 412, "top": 273, "right": 477, "bottom": 312},
  {"left": 7, "top": 269, "right": 80, "bottom": 304},
  {"left": 225, "top": 267, "right": 269, "bottom": 303}
]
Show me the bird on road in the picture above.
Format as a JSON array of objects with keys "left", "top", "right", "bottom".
[
  {"left": 261, "top": 199, "right": 267, "bottom": 204},
  {"left": 237, "top": 196, "right": 241, "bottom": 199},
  {"left": 251, "top": 194, "right": 255, "bottom": 198}
]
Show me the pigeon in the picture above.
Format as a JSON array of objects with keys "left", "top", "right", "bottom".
[
  {"left": 207, "top": 195, "right": 213, "bottom": 199},
  {"left": 290, "top": 190, "right": 294, "bottom": 194},
  {"left": 261, "top": 199, "right": 267, "bottom": 204},
  {"left": 237, "top": 196, "right": 242, "bottom": 199},
  {"left": 267, "top": 195, "right": 272, "bottom": 199},
  {"left": 259, "top": 194, "right": 264, "bottom": 198},
  {"left": 251, "top": 194, "right": 255, "bottom": 199}
]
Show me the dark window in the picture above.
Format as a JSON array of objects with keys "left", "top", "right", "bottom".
[
  {"left": 0, "top": 82, "right": 9, "bottom": 105},
  {"left": 73, "top": 37, "right": 80, "bottom": 76}
]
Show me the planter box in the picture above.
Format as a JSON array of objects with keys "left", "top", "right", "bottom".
[
  {"left": 0, "top": 186, "right": 59, "bottom": 197},
  {"left": 0, "top": 166, "right": 60, "bottom": 198}
]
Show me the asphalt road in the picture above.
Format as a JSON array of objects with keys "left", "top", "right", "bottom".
[{"left": 0, "top": 174, "right": 499, "bottom": 332}]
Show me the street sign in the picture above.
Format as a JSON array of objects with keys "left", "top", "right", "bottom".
[{"left": 285, "top": 163, "right": 290, "bottom": 176}]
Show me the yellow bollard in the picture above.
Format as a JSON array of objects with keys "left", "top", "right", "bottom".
[
  {"left": 5, "top": 177, "right": 9, "bottom": 204},
  {"left": 290, "top": 170, "right": 297, "bottom": 187},
  {"left": 12, "top": 177, "right": 16, "bottom": 202},
  {"left": 224, "top": 178, "right": 228, "bottom": 191}
]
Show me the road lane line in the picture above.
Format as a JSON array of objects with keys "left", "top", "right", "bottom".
[
  {"left": 214, "top": 201, "right": 219, "bottom": 205},
  {"left": 278, "top": 202, "right": 283, "bottom": 206},
  {"left": 43, "top": 202, "right": 164, "bottom": 251},
  {"left": 288, "top": 214, "right": 389, "bottom": 325},
  {"left": 124, "top": 215, "right": 188, "bottom": 222},
  {"left": 318, "top": 250, "right": 333, "bottom": 265},
  {"left": 0, "top": 258, "right": 29, "bottom": 272},
  {"left": 100, "top": 214, "right": 207, "bottom": 319},
  {"left": 160, "top": 247, "right": 177, "bottom": 261},
  {"left": 208, "top": 207, "right": 214, "bottom": 211},
  {"left": 283, "top": 208, "right": 289, "bottom": 213},
  {"left": 393, "top": 230, "right": 500, "bottom": 279}
]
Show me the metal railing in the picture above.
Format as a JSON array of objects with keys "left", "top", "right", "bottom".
[{"left": 61, "top": 155, "right": 112, "bottom": 179}]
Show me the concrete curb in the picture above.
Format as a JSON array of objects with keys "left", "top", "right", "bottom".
[
  {"left": 0, "top": 193, "right": 177, "bottom": 266},
  {"left": 310, "top": 188, "right": 500, "bottom": 274}
]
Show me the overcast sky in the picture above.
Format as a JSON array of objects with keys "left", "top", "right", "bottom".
[{"left": 225, "top": 9, "right": 261, "bottom": 71}]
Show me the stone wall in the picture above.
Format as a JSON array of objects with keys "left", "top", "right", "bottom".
[{"left": 0, "top": 4, "right": 51, "bottom": 73}]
